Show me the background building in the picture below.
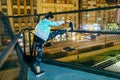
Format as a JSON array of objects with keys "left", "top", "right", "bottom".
[
  {"left": 79, "top": 0, "right": 119, "bottom": 30},
  {"left": 0, "top": 0, "right": 119, "bottom": 34},
  {"left": 37, "top": 0, "right": 78, "bottom": 30},
  {"left": 0, "top": 0, "right": 37, "bottom": 34}
]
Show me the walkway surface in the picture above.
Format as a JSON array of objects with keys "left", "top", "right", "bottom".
[{"left": 27, "top": 63, "right": 118, "bottom": 80}]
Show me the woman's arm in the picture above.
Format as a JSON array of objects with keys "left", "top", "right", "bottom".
[{"left": 48, "top": 21, "right": 65, "bottom": 27}]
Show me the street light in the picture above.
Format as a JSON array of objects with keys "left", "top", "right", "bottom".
[{"left": 104, "top": 24, "right": 107, "bottom": 47}]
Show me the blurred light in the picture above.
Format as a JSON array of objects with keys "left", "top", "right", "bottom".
[
  {"left": 106, "top": 23, "right": 119, "bottom": 30},
  {"left": 81, "top": 23, "right": 101, "bottom": 31},
  {"left": 97, "top": 18, "right": 101, "bottom": 21},
  {"left": 62, "top": 17, "right": 65, "bottom": 20},
  {"left": 87, "top": 14, "right": 90, "bottom": 18},
  {"left": 72, "top": 36, "right": 76, "bottom": 41}
]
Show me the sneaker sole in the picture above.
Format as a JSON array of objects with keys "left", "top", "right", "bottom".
[{"left": 36, "top": 72, "right": 45, "bottom": 77}]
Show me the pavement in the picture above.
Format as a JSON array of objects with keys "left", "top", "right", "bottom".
[{"left": 27, "top": 63, "right": 118, "bottom": 80}]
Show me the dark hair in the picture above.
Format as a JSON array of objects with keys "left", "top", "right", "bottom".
[{"left": 43, "top": 12, "right": 54, "bottom": 19}]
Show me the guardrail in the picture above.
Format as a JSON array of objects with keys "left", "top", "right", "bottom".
[
  {"left": 0, "top": 5, "right": 120, "bottom": 80},
  {"left": 8, "top": 5, "right": 120, "bottom": 18},
  {"left": 92, "top": 54, "right": 120, "bottom": 69},
  {"left": 0, "top": 12, "right": 27, "bottom": 80}
]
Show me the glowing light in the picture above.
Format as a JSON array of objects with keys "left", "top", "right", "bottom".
[
  {"left": 106, "top": 23, "right": 119, "bottom": 30},
  {"left": 81, "top": 23, "right": 101, "bottom": 31},
  {"left": 72, "top": 36, "right": 76, "bottom": 41}
]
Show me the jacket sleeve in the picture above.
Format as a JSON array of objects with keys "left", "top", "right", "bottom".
[{"left": 48, "top": 20, "right": 65, "bottom": 27}]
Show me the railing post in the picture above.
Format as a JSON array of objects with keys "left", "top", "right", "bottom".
[
  {"left": 28, "top": 29, "right": 32, "bottom": 57},
  {"left": 23, "top": 29, "right": 26, "bottom": 56},
  {"left": 15, "top": 42, "right": 27, "bottom": 80}
]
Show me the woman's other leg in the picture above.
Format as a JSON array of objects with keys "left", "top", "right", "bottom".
[
  {"left": 34, "top": 36, "right": 45, "bottom": 73},
  {"left": 47, "top": 29, "right": 67, "bottom": 41}
]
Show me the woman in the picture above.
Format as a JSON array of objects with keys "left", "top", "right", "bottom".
[{"left": 33, "top": 12, "right": 72, "bottom": 77}]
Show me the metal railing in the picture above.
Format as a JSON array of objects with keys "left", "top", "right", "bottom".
[
  {"left": 0, "top": 5, "right": 120, "bottom": 80},
  {"left": 92, "top": 54, "right": 120, "bottom": 69},
  {"left": 0, "top": 12, "right": 27, "bottom": 80},
  {"left": 19, "top": 27, "right": 120, "bottom": 79}
]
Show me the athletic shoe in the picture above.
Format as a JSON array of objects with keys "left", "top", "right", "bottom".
[{"left": 36, "top": 71, "right": 45, "bottom": 77}]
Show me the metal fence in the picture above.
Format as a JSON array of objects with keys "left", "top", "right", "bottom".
[
  {"left": 0, "top": 6, "right": 120, "bottom": 80},
  {"left": 0, "top": 12, "right": 27, "bottom": 80},
  {"left": 0, "top": 16, "right": 11, "bottom": 52}
]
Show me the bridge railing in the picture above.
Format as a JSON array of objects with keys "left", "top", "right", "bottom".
[
  {"left": 10, "top": 6, "right": 120, "bottom": 79},
  {"left": 0, "top": 5, "right": 120, "bottom": 80},
  {"left": 0, "top": 12, "right": 27, "bottom": 80}
]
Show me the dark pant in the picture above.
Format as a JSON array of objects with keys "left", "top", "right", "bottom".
[{"left": 34, "top": 30, "right": 67, "bottom": 66}]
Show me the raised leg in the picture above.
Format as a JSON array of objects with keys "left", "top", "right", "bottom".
[{"left": 47, "top": 29, "right": 67, "bottom": 41}]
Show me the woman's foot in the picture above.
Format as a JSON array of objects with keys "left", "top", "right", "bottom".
[
  {"left": 36, "top": 71, "right": 45, "bottom": 77},
  {"left": 35, "top": 66, "right": 45, "bottom": 77},
  {"left": 36, "top": 66, "right": 40, "bottom": 73}
]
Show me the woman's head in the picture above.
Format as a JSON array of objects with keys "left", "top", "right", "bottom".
[{"left": 44, "top": 12, "right": 54, "bottom": 20}]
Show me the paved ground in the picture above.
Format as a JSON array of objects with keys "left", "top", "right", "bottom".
[{"left": 27, "top": 63, "right": 118, "bottom": 80}]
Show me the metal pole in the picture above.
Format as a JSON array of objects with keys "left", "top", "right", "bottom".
[
  {"left": 23, "top": 29, "right": 26, "bottom": 55},
  {"left": 77, "top": 34, "right": 79, "bottom": 59},
  {"left": 28, "top": 29, "right": 32, "bottom": 56},
  {"left": 78, "top": 0, "right": 81, "bottom": 29}
]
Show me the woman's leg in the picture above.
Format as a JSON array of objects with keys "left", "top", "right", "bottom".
[
  {"left": 35, "top": 44, "right": 43, "bottom": 73},
  {"left": 36, "top": 44, "right": 43, "bottom": 66},
  {"left": 47, "top": 29, "right": 67, "bottom": 41},
  {"left": 34, "top": 36, "right": 45, "bottom": 73}
]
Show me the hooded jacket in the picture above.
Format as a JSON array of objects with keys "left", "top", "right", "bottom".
[{"left": 34, "top": 18, "right": 65, "bottom": 41}]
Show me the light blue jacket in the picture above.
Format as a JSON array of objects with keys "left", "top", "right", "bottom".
[{"left": 34, "top": 18, "right": 65, "bottom": 41}]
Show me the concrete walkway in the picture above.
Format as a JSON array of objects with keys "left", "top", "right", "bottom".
[
  {"left": 27, "top": 63, "right": 118, "bottom": 80},
  {"left": 55, "top": 45, "right": 120, "bottom": 62}
]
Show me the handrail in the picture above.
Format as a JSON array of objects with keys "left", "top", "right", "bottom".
[
  {"left": 0, "top": 36, "right": 19, "bottom": 68},
  {"left": 72, "top": 30, "right": 120, "bottom": 34},
  {"left": 52, "top": 29, "right": 120, "bottom": 34},
  {"left": 7, "top": 5, "right": 120, "bottom": 18},
  {"left": 0, "top": 34, "right": 27, "bottom": 80},
  {"left": 0, "top": 5, "right": 120, "bottom": 79},
  {"left": 0, "top": 12, "right": 28, "bottom": 80},
  {"left": 1, "top": 27, "right": 120, "bottom": 79}
]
